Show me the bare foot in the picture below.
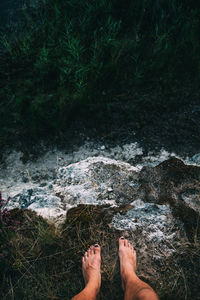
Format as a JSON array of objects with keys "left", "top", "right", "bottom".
[
  {"left": 82, "top": 244, "right": 101, "bottom": 294},
  {"left": 119, "top": 237, "right": 137, "bottom": 290}
]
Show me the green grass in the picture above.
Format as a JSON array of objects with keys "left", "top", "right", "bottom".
[{"left": 0, "top": 0, "right": 200, "bottom": 141}]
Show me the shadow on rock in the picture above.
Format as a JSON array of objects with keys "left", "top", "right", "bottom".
[{"left": 139, "top": 157, "right": 200, "bottom": 240}]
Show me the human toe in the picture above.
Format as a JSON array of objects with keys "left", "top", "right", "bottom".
[
  {"left": 94, "top": 244, "right": 101, "bottom": 255},
  {"left": 119, "top": 236, "right": 125, "bottom": 247},
  {"left": 124, "top": 238, "right": 128, "bottom": 247}
]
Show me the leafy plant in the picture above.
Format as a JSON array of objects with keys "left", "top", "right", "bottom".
[{"left": 0, "top": 0, "right": 200, "bottom": 140}]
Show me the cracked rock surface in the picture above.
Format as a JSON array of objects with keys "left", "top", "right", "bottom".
[
  {"left": 4, "top": 156, "right": 199, "bottom": 246},
  {"left": 1, "top": 146, "right": 200, "bottom": 298}
]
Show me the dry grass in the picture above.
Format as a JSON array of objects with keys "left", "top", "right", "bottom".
[{"left": 0, "top": 205, "right": 199, "bottom": 299}]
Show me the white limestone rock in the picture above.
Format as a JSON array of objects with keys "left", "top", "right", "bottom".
[{"left": 54, "top": 156, "right": 140, "bottom": 207}]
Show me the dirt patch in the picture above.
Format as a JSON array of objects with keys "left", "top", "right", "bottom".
[{"left": 1, "top": 206, "right": 199, "bottom": 299}]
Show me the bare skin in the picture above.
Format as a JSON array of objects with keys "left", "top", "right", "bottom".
[
  {"left": 119, "top": 237, "right": 159, "bottom": 300},
  {"left": 72, "top": 238, "right": 159, "bottom": 300},
  {"left": 72, "top": 244, "right": 101, "bottom": 300}
]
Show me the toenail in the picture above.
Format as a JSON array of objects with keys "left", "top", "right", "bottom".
[
  {"left": 95, "top": 244, "right": 99, "bottom": 248},
  {"left": 121, "top": 237, "right": 125, "bottom": 240}
]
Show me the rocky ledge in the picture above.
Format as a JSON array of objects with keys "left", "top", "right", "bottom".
[{"left": 1, "top": 154, "right": 199, "bottom": 298}]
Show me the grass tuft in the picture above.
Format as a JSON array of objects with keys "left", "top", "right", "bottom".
[{"left": 1, "top": 205, "right": 199, "bottom": 299}]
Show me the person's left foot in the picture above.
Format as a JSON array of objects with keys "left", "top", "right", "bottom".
[{"left": 82, "top": 244, "right": 101, "bottom": 293}]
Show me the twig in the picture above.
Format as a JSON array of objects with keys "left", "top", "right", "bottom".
[{"left": 26, "top": 169, "right": 32, "bottom": 183}]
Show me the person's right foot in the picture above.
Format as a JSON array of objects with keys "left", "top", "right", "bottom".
[{"left": 118, "top": 237, "right": 137, "bottom": 290}]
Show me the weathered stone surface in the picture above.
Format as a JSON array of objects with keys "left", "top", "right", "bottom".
[
  {"left": 139, "top": 157, "right": 200, "bottom": 210},
  {"left": 111, "top": 199, "right": 187, "bottom": 280},
  {"left": 112, "top": 200, "right": 184, "bottom": 247},
  {"left": 10, "top": 187, "right": 65, "bottom": 224},
  {"left": 7, "top": 156, "right": 200, "bottom": 244},
  {"left": 54, "top": 156, "right": 141, "bottom": 207},
  {"left": 139, "top": 157, "right": 200, "bottom": 238},
  {"left": 1, "top": 152, "right": 200, "bottom": 298}
]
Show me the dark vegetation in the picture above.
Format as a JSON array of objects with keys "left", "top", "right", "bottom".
[
  {"left": 0, "top": 0, "right": 200, "bottom": 145},
  {"left": 1, "top": 2, "right": 200, "bottom": 298},
  {"left": 0, "top": 205, "right": 199, "bottom": 299}
]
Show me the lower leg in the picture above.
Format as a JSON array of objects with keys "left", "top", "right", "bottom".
[
  {"left": 72, "top": 244, "right": 101, "bottom": 300},
  {"left": 119, "top": 237, "right": 159, "bottom": 300},
  {"left": 124, "top": 276, "right": 158, "bottom": 300},
  {"left": 72, "top": 283, "right": 98, "bottom": 300}
]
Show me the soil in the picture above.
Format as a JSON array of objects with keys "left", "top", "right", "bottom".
[
  {"left": 2, "top": 94, "right": 200, "bottom": 163},
  {"left": 3, "top": 205, "right": 199, "bottom": 300}
]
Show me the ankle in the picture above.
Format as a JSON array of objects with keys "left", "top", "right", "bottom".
[
  {"left": 135, "top": 288, "right": 158, "bottom": 300},
  {"left": 85, "top": 281, "right": 100, "bottom": 295},
  {"left": 122, "top": 269, "right": 137, "bottom": 283}
]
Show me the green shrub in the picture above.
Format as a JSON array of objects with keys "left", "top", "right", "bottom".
[{"left": 0, "top": 0, "right": 200, "bottom": 138}]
